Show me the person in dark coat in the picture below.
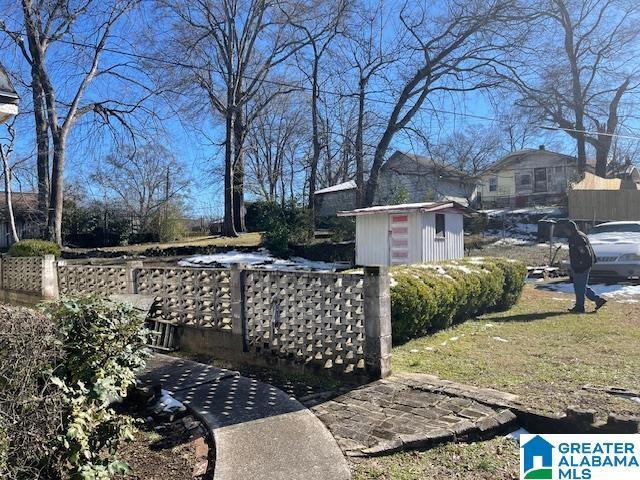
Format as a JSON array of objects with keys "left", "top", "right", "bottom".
[{"left": 567, "top": 220, "right": 607, "bottom": 313}]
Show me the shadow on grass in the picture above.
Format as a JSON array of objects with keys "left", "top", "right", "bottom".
[{"left": 490, "top": 310, "right": 591, "bottom": 323}]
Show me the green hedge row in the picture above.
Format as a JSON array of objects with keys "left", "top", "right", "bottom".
[
  {"left": 390, "top": 257, "right": 527, "bottom": 342},
  {"left": 8, "top": 239, "right": 61, "bottom": 258}
]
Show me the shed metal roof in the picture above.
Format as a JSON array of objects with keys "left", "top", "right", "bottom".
[
  {"left": 315, "top": 180, "right": 357, "bottom": 195},
  {"left": 337, "top": 201, "right": 474, "bottom": 217}
]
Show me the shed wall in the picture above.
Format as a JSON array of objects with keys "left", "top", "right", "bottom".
[
  {"left": 355, "top": 214, "right": 389, "bottom": 265},
  {"left": 422, "top": 212, "right": 464, "bottom": 262}
]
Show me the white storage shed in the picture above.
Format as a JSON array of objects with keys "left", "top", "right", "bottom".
[{"left": 338, "top": 201, "right": 472, "bottom": 266}]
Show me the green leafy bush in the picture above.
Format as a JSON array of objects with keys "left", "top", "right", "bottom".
[
  {"left": 8, "top": 239, "right": 61, "bottom": 258},
  {"left": 390, "top": 257, "right": 526, "bottom": 343},
  {"left": 260, "top": 202, "right": 312, "bottom": 257},
  {"left": 0, "top": 298, "right": 150, "bottom": 479}
]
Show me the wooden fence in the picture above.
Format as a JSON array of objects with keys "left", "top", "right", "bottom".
[{"left": 568, "top": 190, "right": 640, "bottom": 222}]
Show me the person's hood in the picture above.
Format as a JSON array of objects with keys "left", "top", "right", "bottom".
[{"left": 567, "top": 220, "right": 579, "bottom": 235}]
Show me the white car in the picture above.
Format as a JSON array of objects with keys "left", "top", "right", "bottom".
[{"left": 588, "top": 221, "right": 640, "bottom": 280}]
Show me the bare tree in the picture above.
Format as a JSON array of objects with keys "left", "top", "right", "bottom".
[
  {"left": 2, "top": 0, "right": 153, "bottom": 244},
  {"left": 0, "top": 4, "right": 49, "bottom": 222},
  {"left": 160, "top": 0, "right": 306, "bottom": 236},
  {"left": 341, "top": 0, "right": 397, "bottom": 206},
  {"left": 431, "top": 126, "right": 503, "bottom": 175},
  {"left": 92, "top": 143, "right": 190, "bottom": 232},
  {"left": 362, "top": 0, "right": 517, "bottom": 206},
  {"left": 245, "top": 95, "right": 305, "bottom": 203},
  {"left": 287, "top": 0, "right": 347, "bottom": 223},
  {"left": 0, "top": 122, "right": 19, "bottom": 243},
  {"left": 500, "top": 0, "right": 640, "bottom": 176}
]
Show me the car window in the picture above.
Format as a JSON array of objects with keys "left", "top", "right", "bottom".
[{"left": 589, "top": 224, "right": 640, "bottom": 234}]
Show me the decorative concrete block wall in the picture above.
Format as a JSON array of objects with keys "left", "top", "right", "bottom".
[
  {"left": 0, "top": 258, "right": 391, "bottom": 378},
  {"left": 0, "top": 255, "right": 58, "bottom": 301},
  {"left": 243, "top": 269, "right": 367, "bottom": 375},
  {"left": 136, "top": 267, "right": 233, "bottom": 329},
  {"left": 58, "top": 264, "right": 129, "bottom": 296}
]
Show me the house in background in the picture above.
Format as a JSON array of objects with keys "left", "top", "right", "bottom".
[
  {"left": 478, "top": 146, "right": 583, "bottom": 208},
  {"left": 314, "top": 151, "right": 478, "bottom": 218},
  {"left": 314, "top": 180, "right": 357, "bottom": 217},
  {"left": 375, "top": 151, "right": 477, "bottom": 206},
  {"left": 338, "top": 201, "right": 472, "bottom": 266},
  {"left": 0, "top": 64, "right": 19, "bottom": 123},
  {"left": 0, "top": 192, "right": 41, "bottom": 248}
]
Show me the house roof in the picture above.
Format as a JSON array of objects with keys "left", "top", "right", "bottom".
[
  {"left": 0, "top": 64, "right": 19, "bottom": 104},
  {"left": 384, "top": 151, "right": 477, "bottom": 181},
  {"left": 337, "top": 200, "right": 474, "bottom": 217},
  {"left": 482, "top": 148, "right": 578, "bottom": 174},
  {"left": 315, "top": 180, "right": 357, "bottom": 195},
  {"left": 0, "top": 192, "right": 38, "bottom": 218}
]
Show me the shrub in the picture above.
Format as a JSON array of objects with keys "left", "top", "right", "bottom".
[
  {"left": 8, "top": 239, "right": 61, "bottom": 258},
  {"left": 390, "top": 257, "right": 527, "bottom": 343},
  {"left": 0, "top": 298, "right": 150, "bottom": 479},
  {"left": 260, "top": 202, "right": 312, "bottom": 257}
]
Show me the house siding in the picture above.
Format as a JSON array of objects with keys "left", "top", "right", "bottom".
[
  {"left": 315, "top": 188, "right": 357, "bottom": 217},
  {"left": 375, "top": 153, "right": 476, "bottom": 206},
  {"left": 480, "top": 150, "right": 580, "bottom": 207}
]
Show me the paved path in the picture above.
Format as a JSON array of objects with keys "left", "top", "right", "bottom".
[
  {"left": 139, "top": 354, "right": 351, "bottom": 480},
  {"left": 308, "top": 373, "right": 518, "bottom": 456}
]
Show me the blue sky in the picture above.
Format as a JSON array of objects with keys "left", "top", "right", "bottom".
[{"left": 0, "top": 0, "right": 589, "bottom": 219}]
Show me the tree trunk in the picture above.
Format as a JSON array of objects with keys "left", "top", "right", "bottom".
[
  {"left": 222, "top": 109, "right": 237, "bottom": 237},
  {"left": 308, "top": 57, "right": 321, "bottom": 225},
  {"left": 233, "top": 107, "right": 246, "bottom": 233},
  {"left": 0, "top": 149, "right": 19, "bottom": 244},
  {"left": 363, "top": 127, "right": 394, "bottom": 206},
  {"left": 47, "top": 136, "right": 65, "bottom": 245},
  {"left": 355, "top": 78, "right": 366, "bottom": 207},
  {"left": 31, "top": 73, "right": 49, "bottom": 226}
]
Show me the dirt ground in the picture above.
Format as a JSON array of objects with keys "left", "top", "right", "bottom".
[{"left": 117, "top": 416, "right": 203, "bottom": 480}]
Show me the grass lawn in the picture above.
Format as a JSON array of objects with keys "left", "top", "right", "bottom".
[
  {"left": 64, "top": 232, "right": 262, "bottom": 254},
  {"left": 351, "top": 437, "right": 519, "bottom": 480},
  {"left": 393, "top": 285, "right": 640, "bottom": 418}
]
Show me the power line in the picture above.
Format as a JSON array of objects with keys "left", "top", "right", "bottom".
[{"left": 11, "top": 28, "right": 640, "bottom": 142}]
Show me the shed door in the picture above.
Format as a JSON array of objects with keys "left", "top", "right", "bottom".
[{"left": 389, "top": 214, "right": 410, "bottom": 264}]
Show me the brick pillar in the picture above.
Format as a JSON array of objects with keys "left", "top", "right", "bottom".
[
  {"left": 230, "top": 263, "right": 247, "bottom": 351},
  {"left": 41, "top": 254, "right": 59, "bottom": 300},
  {"left": 363, "top": 266, "right": 392, "bottom": 379},
  {"left": 125, "top": 260, "right": 143, "bottom": 294}
]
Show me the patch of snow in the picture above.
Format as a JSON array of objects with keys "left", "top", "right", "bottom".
[
  {"left": 482, "top": 206, "right": 564, "bottom": 217},
  {"left": 450, "top": 336, "right": 459, "bottom": 341},
  {"left": 178, "top": 248, "right": 349, "bottom": 271},
  {"left": 493, "top": 336, "right": 509, "bottom": 342},
  {"left": 424, "top": 347, "right": 434, "bottom": 351},
  {"left": 410, "top": 349, "right": 420, "bottom": 353},
  {"left": 505, "top": 427, "right": 530, "bottom": 441},
  {"left": 539, "top": 281, "right": 640, "bottom": 301}
]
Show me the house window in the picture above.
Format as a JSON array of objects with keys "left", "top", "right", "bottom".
[
  {"left": 534, "top": 168, "right": 548, "bottom": 193},
  {"left": 515, "top": 172, "right": 532, "bottom": 193},
  {"left": 435, "top": 213, "right": 445, "bottom": 238},
  {"left": 489, "top": 177, "right": 498, "bottom": 192}
]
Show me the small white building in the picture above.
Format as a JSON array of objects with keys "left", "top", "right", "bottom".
[{"left": 338, "top": 201, "right": 472, "bottom": 266}]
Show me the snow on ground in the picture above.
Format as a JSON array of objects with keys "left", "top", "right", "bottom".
[
  {"left": 538, "top": 281, "right": 640, "bottom": 303},
  {"left": 481, "top": 206, "right": 565, "bottom": 218},
  {"left": 178, "top": 249, "right": 349, "bottom": 271}
]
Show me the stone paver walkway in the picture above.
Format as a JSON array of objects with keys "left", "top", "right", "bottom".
[
  {"left": 139, "top": 354, "right": 351, "bottom": 480},
  {"left": 308, "top": 373, "right": 518, "bottom": 456}
]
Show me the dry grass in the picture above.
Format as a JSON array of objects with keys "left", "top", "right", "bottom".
[
  {"left": 64, "top": 232, "right": 262, "bottom": 254},
  {"left": 393, "top": 286, "right": 640, "bottom": 418},
  {"left": 351, "top": 437, "right": 519, "bottom": 480}
]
